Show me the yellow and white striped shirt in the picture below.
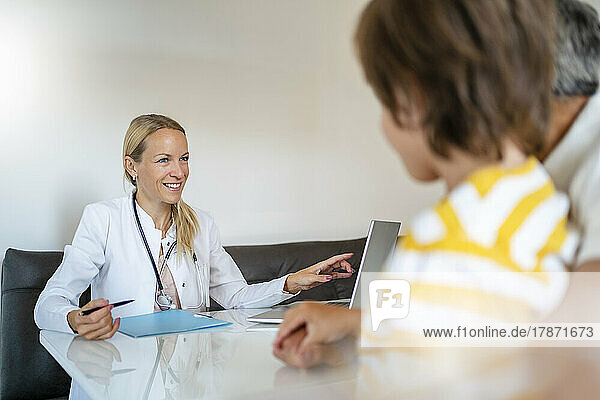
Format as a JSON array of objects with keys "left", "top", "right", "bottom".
[
  {"left": 400, "top": 156, "right": 577, "bottom": 274},
  {"left": 369, "top": 157, "right": 579, "bottom": 342}
]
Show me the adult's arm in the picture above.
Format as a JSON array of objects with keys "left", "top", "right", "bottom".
[
  {"left": 206, "top": 216, "right": 352, "bottom": 309},
  {"left": 578, "top": 260, "right": 600, "bottom": 272},
  {"left": 34, "top": 204, "right": 107, "bottom": 333},
  {"left": 206, "top": 216, "right": 298, "bottom": 309}
]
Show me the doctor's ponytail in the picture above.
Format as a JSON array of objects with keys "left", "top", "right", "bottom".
[
  {"left": 171, "top": 200, "right": 199, "bottom": 260},
  {"left": 123, "top": 114, "right": 200, "bottom": 259}
]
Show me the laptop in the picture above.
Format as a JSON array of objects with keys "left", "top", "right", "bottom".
[{"left": 246, "top": 220, "right": 401, "bottom": 324}]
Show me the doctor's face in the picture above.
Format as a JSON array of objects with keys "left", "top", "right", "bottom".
[{"left": 134, "top": 128, "right": 189, "bottom": 206}]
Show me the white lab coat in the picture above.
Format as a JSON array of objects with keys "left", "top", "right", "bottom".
[{"left": 34, "top": 194, "right": 296, "bottom": 333}]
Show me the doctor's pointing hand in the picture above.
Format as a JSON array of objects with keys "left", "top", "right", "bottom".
[{"left": 34, "top": 114, "right": 354, "bottom": 341}]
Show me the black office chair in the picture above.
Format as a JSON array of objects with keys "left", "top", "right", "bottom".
[{"left": 1, "top": 249, "right": 90, "bottom": 400}]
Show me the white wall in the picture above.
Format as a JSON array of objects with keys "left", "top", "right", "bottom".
[{"left": 0, "top": 0, "right": 443, "bottom": 258}]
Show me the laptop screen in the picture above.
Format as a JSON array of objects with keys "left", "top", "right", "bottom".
[{"left": 349, "top": 220, "right": 401, "bottom": 309}]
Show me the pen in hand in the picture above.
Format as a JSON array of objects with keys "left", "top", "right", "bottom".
[{"left": 79, "top": 299, "right": 135, "bottom": 316}]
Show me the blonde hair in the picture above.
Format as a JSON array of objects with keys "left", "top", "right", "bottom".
[{"left": 123, "top": 114, "right": 200, "bottom": 258}]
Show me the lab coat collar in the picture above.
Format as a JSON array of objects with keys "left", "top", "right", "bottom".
[{"left": 130, "top": 192, "right": 177, "bottom": 240}]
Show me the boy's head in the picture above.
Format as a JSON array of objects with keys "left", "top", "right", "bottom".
[{"left": 355, "top": 0, "right": 555, "bottom": 181}]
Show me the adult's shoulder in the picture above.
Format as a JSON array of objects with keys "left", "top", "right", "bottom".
[
  {"left": 78, "top": 196, "right": 130, "bottom": 225},
  {"left": 189, "top": 206, "right": 216, "bottom": 227},
  {"left": 83, "top": 196, "right": 128, "bottom": 214},
  {"left": 186, "top": 205, "right": 223, "bottom": 245}
]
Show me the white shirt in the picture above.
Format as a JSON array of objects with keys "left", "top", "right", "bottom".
[
  {"left": 544, "top": 93, "right": 600, "bottom": 267},
  {"left": 34, "top": 194, "right": 296, "bottom": 333}
]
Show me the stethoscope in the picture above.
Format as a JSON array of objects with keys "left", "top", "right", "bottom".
[{"left": 132, "top": 192, "right": 201, "bottom": 311}]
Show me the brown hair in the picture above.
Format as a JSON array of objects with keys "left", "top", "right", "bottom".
[
  {"left": 123, "top": 114, "right": 200, "bottom": 258},
  {"left": 355, "top": 0, "right": 555, "bottom": 159}
]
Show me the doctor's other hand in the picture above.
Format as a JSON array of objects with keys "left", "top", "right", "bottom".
[
  {"left": 67, "top": 298, "right": 121, "bottom": 340},
  {"left": 283, "top": 253, "right": 354, "bottom": 294},
  {"left": 273, "top": 303, "right": 360, "bottom": 355}
]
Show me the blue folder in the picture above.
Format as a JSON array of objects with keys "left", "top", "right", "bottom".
[{"left": 118, "top": 309, "right": 231, "bottom": 338}]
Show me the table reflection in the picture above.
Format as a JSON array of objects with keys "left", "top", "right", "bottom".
[{"left": 67, "top": 331, "right": 234, "bottom": 399}]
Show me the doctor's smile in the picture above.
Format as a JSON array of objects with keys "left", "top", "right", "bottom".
[{"left": 163, "top": 182, "right": 183, "bottom": 191}]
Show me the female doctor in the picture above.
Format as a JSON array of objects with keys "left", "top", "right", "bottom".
[{"left": 34, "top": 114, "right": 353, "bottom": 340}]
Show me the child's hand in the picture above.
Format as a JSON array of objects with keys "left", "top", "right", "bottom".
[
  {"left": 273, "top": 303, "right": 360, "bottom": 355},
  {"left": 272, "top": 326, "right": 348, "bottom": 369}
]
